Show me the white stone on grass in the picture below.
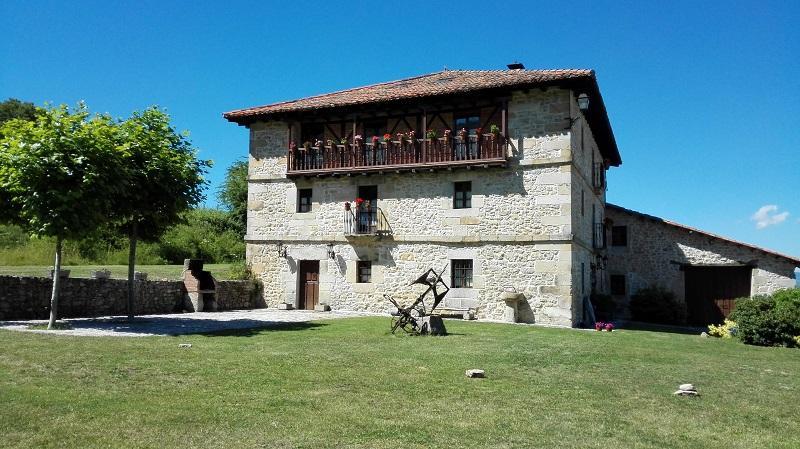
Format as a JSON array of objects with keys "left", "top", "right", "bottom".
[{"left": 466, "top": 369, "right": 485, "bottom": 378}]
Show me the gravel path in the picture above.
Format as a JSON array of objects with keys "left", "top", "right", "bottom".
[{"left": 0, "top": 309, "right": 379, "bottom": 337}]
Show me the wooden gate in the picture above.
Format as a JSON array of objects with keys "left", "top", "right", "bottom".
[
  {"left": 685, "top": 266, "right": 751, "bottom": 325},
  {"left": 298, "top": 260, "right": 320, "bottom": 310}
]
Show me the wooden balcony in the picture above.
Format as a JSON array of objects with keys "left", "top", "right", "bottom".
[{"left": 287, "top": 135, "right": 507, "bottom": 177}]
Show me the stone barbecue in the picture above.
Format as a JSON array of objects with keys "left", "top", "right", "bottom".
[{"left": 182, "top": 259, "right": 218, "bottom": 312}]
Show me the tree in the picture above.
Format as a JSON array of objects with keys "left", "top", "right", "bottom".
[
  {"left": 115, "top": 107, "right": 210, "bottom": 320},
  {"left": 218, "top": 159, "right": 248, "bottom": 237},
  {"left": 0, "top": 99, "right": 38, "bottom": 139},
  {"left": 0, "top": 103, "right": 125, "bottom": 328},
  {"left": 0, "top": 98, "right": 37, "bottom": 124}
]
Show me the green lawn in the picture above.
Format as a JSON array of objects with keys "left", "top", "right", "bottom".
[
  {"left": 1, "top": 317, "right": 798, "bottom": 449},
  {"left": 0, "top": 264, "right": 233, "bottom": 280}
]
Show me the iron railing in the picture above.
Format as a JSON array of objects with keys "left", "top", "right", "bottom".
[
  {"left": 288, "top": 135, "right": 506, "bottom": 174},
  {"left": 344, "top": 206, "right": 391, "bottom": 236}
]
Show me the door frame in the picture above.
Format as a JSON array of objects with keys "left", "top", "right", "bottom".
[{"left": 297, "top": 260, "right": 320, "bottom": 310}]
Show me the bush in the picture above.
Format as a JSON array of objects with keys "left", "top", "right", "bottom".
[
  {"left": 629, "top": 285, "right": 685, "bottom": 325},
  {"left": 731, "top": 289, "right": 800, "bottom": 347},
  {"left": 707, "top": 319, "right": 737, "bottom": 338},
  {"left": 227, "top": 258, "right": 253, "bottom": 281}
]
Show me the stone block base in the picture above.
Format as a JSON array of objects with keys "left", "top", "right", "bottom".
[
  {"left": 419, "top": 316, "right": 447, "bottom": 336},
  {"left": 277, "top": 303, "right": 294, "bottom": 310}
]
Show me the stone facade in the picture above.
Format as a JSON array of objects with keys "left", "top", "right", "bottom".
[
  {"left": 605, "top": 206, "right": 798, "bottom": 318},
  {"left": 0, "top": 276, "right": 262, "bottom": 321},
  {"left": 245, "top": 87, "right": 606, "bottom": 326}
]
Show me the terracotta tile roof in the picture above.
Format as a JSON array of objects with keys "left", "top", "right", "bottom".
[
  {"left": 223, "top": 69, "right": 594, "bottom": 120},
  {"left": 607, "top": 203, "right": 800, "bottom": 266}
]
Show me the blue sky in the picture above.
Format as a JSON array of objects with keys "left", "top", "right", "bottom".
[{"left": 2, "top": 0, "right": 798, "bottom": 259}]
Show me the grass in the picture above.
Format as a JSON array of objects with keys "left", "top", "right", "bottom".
[
  {"left": 1, "top": 317, "right": 798, "bottom": 448},
  {"left": 0, "top": 264, "right": 234, "bottom": 280}
]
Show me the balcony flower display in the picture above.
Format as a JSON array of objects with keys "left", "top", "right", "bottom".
[
  {"left": 490, "top": 124, "right": 500, "bottom": 137},
  {"left": 303, "top": 141, "right": 312, "bottom": 150},
  {"left": 314, "top": 139, "right": 324, "bottom": 148},
  {"left": 395, "top": 132, "right": 405, "bottom": 143},
  {"left": 383, "top": 133, "right": 392, "bottom": 143},
  {"left": 426, "top": 129, "right": 438, "bottom": 140},
  {"left": 371, "top": 135, "right": 380, "bottom": 146},
  {"left": 443, "top": 129, "right": 451, "bottom": 142},
  {"left": 355, "top": 197, "right": 364, "bottom": 207},
  {"left": 290, "top": 141, "right": 298, "bottom": 151},
  {"left": 407, "top": 130, "right": 416, "bottom": 142},
  {"left": 458, "top": 128, "right": 468, "bottom": 140},
  {"left": 340, "top": 137, "right": 348, "bottom": 145}
]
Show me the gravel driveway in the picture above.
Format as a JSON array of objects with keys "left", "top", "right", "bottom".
[{"left": 0, "top": 309, "right": 378, "bottom": 337}]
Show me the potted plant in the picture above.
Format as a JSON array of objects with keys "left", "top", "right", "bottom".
[
  {"left": 426, "top": 129, "right": 438, "bottom": 140},
  {"left": 489, "top": 124, "right": 501, "bottom": 138},
  {"left": 383, "top": 133, "right": 392, "bottom": 144}
]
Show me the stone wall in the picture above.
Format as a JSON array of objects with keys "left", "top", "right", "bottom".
[
  {"left": 605, "top": 206, "right": 798, "bottom": 317},
  {"left": 247, "top": 241, "right": 573, "bottom": 326},
  {"left": 0, "top": 276, "right": 262, "bottom": 321}
]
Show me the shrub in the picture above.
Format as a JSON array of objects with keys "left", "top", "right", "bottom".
[
  {"left": 707, "top": 319, "right": 737, "bottom": 338},
  {"left": 730, "top": 289, "right": 800, "bottom": 347},
  {"left": 629, "top": 285, "right": 685, "bottom": 325},
  {"left": 227, "top": 258, "right": 253, "bottom": 281}
]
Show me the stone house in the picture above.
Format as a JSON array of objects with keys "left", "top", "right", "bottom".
[{"left": 224, "top": 67, "right": 798, "bottom": 326}]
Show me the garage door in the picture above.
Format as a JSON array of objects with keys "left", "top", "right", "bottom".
[{"left": 684, "top": 266, "right": 752, "bottom": 326}]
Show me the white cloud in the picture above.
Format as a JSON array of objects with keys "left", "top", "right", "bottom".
[{"left": 751, "top": 205, "right": 789, "bottom": 229}]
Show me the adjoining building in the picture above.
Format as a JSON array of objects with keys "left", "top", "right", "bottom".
[{"left": 224, "top": 67, "right": 798, "bottom": 326}]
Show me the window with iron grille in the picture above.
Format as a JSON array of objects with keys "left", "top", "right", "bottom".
[
  {"left": 357, "top": 261, "right": 372, "bottom": 283},
  {"left": 451, "top": 259, "right": 473, "bottom": 288},
  {"left": 453, "top": 181, "right": 472, "bottom": 209},
  {"left": 610, "top": 274, "right": 626, "bottom": 295},
  {"left": 297, "top": 188, "right": 312, "bottom": 213},
  {"left": 611, "top": 226, "right": 628, "bottom": 247}
]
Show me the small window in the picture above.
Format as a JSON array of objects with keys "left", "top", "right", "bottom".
[
  {"left": 297, "top": 188, "right": 312, "bottom": 213},
  {"left": 454, "top": 114, "right": 480, "bottom": 134},
  {"left": 610, "top": 274, "right": 626, "bottom": 296},
  {"left": 611, "top": 226, "right": 628, "bottom": 247},
  {"left": 451, "top": 259, "right": 473, "bottom": 288},
  {"left": 357, "top": 261, "right": 372, "bottom": 283},
  {"left": 453, "top": 181, "right": 472, "bottom": 209}
]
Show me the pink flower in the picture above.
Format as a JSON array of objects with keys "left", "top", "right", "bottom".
[
  {"left": 595, "top": 321, "right": 604, "bottom": 331},
  {"left": 604, "top": 323, "right": 614, "bottom": 332}
]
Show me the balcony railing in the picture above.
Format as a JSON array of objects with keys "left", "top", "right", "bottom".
[
  {"left": 288, "top": 135, "right": 507, "bottom": 176},
  {"left": 592, "top": 222, "right": 606, "bottom": 250},
  {"left": 592, "top": 162, "right": 606, "bottom": 193},
  {"left": 344, "top": 206, "right": 391, "bottom": 237}
]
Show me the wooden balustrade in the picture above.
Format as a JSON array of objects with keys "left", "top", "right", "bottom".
[{"left": 287, "top": 135, "right": 507, "bottom": 176}]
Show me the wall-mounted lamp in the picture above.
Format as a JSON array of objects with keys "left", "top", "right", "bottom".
[
  {"left": 327, "top": 243, "right": 336, "bottom": 260},
  {"left": 565, "top": 93, "right": 590, "bottom": 129},
  {"left": 277, "top": 242, "right": 287, "bottom": 258}
]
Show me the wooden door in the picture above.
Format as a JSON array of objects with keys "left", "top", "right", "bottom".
[
  {"left": 298, "top": 260, "right": 320, "bottom": 310},
  {"left": 685, "top": 266, "right": 751, "bottom": 325}
]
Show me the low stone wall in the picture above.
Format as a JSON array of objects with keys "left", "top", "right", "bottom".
[{"left": 0, "top": 275, "right": 263, "bottom": 321}]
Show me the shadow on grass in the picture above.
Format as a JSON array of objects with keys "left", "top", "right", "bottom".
[
  {"left": 617, "top": 320, "right": 705, "bottom": 335},
  {"left": 195, "top": 321, "right": 328, "bottom": 337},
  {"left": 24, "top": 316, "right": 332, "bottom": 337}
]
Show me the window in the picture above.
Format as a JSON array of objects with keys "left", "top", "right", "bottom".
[
  {"left": 451, "top": 259, "right": 473, "bottom": 288},
  {"left": 610, "top": 274, "right": 626, "bottom": 296},
  {"left": 363, "top": 120, "right": 386, "bottom": 141},
  {"left": 454, "top": 114, "right": 480, "bottom": 134},
  {"left": 453, "top": 181, "right": 472, "bottom": 209},
  {"left": 357, "top": 261, "right": 372, "bottom": 283},
  {"left": 297, "top": 188, "right": 312, "bottom": 213},
  {"left": 611, "top": 225, "right": 628, "bottom": 247}
]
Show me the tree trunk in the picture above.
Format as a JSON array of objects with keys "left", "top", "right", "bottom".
[
  {"left": 127, "top": 222, "right": 138, "bottom": 321},
  {"left": 47, "top": 237, "right": 63, "bottom": 330}
]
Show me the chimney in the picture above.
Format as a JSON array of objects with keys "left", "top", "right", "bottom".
[{"left": 507, "top": 62, "right": 525, "bottom": 70}]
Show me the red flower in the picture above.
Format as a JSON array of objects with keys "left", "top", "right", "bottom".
[{"left": 355, "top": 197, "right": 364, "bottom": 205}]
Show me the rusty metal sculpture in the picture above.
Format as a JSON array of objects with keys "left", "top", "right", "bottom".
[{"left": 386, "top": 265, "right": 450, "bottom": 334}]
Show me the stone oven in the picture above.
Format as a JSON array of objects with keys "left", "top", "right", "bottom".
[{"left": 182, "top": 259, "right": 217, "bottom": 312}]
